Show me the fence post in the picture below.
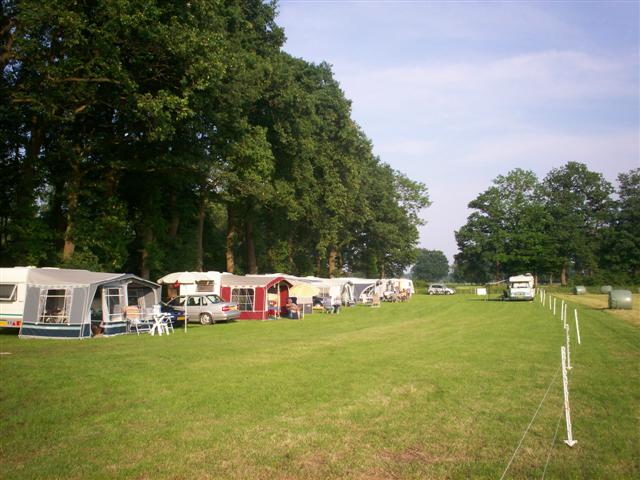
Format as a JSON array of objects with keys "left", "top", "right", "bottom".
[
  {"left": 561, "top": 346, "right": 578, "bottom": 447},
  {"left": 565, "top": 323, "right": 572, "bottom": 370},
  {"left": 574, "top": 309, "right": 581, "bottom": 345}
]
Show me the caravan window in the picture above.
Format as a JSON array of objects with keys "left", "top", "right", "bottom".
[
  {"left": 231, "top": 288, "right": 254, "bottom": 311},
  {"left": 196, "top": 281, "right": 215, "bottom": 292},
  {"left": 38, "top": 289, "right": 71, "bottom": 324},
  {"left": 0, "top": 284, "right": 17, "bottom": 302}
]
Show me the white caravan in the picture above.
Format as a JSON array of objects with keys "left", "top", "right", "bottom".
[
  {"left": 506, "top": 273, "right": 535, "bottom": 301},
  {"left": 0, "top": 267, "right": 32, "bottom": 328}
]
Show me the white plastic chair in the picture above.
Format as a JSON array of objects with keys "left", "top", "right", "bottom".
[{"left": 150, "top": 304, "right": 172, "bottom": 335}]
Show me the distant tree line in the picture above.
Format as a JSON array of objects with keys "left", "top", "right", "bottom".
[
  {"left": 454, "top": 163, "right": 640, "bottom": 286},
  {"left": 411, "top": 249, "right": 449, "bottom": 282},
  {"left": 1, "top": 1, "right": 430, "bottom": 279}
]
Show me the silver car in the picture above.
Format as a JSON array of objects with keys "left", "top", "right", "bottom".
[
  {"left": 427, "top": 284, "right": 456, "bottom": 295},
  {"left": 167, "top": 294, "right": 240, "bottom": 325}
]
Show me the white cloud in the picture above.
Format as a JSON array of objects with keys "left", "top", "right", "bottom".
[
  {"left": 277, "top": 2, "right": 640, "bottom": 262},
  {"left": 337, "top": 50, "right": 637, "bottom": 121}
]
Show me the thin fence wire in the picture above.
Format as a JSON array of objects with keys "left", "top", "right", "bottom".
[
  {"left": 541, "top": 405, "right": 565, "bottom": 480},
  {"left": 499, "top": 365, "right": 561, "bottom": 480}
]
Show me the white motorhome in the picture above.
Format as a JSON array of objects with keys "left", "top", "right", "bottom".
[
  {"left": 0, "top": 266, "right": 31, "bottom": 328},
  {"left": 506, "top": 273, "right": 535, "bottom": 301}
]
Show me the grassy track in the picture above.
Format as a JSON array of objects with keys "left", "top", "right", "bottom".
[{"left": 1, "top": 295, "right": 638, "bottom": 479}]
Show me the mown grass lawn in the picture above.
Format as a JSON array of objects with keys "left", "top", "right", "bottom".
[{"left": 1, "top": 294, "right": 638, "bottom": 479}]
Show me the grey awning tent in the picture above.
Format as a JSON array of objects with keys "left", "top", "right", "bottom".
[{"left": 19, "top": 268, "right": 160, "bottom": 339}]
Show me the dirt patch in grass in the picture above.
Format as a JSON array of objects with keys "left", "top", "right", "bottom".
[
  {"left": 555, "top": 293, "right": 640, "bottom": 327},
  {"left": 378, "top": 446, "right": 459, "bottom": 465}
]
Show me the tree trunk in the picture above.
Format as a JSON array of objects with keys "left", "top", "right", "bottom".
[
  {"left": 168, "top": 191, "right": 180, "bottom": 240},
  {"left": 225, "top": 205, "right": 236, "bottom": 273},
  {"left": 287, "top": 234, "right": 295, "bottom": 273},
  {"left": 139, "top": 226, "right": 153, "bottom": 280},
  {"left": 245, "top": 216, "right": 257, "bottom": 274},
  {"left": 62, "top": 161, "right": 81, "bottom": 261},
  {"left": 328, "top": 248, "right": 337, "bottom": 278},
  {"left": 315, "top": 254, "right": 322, "bottom": 277},
  {"left": 560, "top": 261, "right": 568, "bottom": 286},
  {"left": 195, "top": 193, "right": 206, "bottom": 272},
  {"left": 379, "top": 255, "right": 385, "bottom": 279},
  {"left": 20, "top": 117, "right": 41, "bottom": 204}
]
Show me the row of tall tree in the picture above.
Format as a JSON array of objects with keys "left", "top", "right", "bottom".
[
  {"left": 1, "top": 1, "right": 430, "bottom": 279},
  {"left": 454, "top": 163, "right": 639, "bottom": 285}
]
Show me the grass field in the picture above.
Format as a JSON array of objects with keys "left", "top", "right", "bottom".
[{"left": 1, "top": 295, "right": 638, "bottom": 479}]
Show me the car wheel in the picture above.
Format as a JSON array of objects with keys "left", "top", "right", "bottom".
[{"left": 200, "top": 313, "right": 212, "bottom": 325}]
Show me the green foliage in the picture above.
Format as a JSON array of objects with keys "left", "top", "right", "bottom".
[
  {"left": 1, "top": 1, "right": 426, "bottom": 277},
  {"left": 412, "top": 249, "right": 449, "bottom": 281},
  {"left": 455, "top": 168, "right": 550, "bottom": 282},
  {"left": 541, "top": 162, "right": 614, "bottom": 284},
  {"left": 455, "top": 163, "right": 631, "bottom": 285}
]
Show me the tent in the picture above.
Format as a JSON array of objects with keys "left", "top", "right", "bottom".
[
  {"left": 219, "top": 275, "right": 293, "bottom": 320},
  {"left": 304, "top": 277, "right": 356, "bottom": 305},
  {"left": 341, "top": 277, "right": 382, "bottom": 303},
  {"left": 19, "top": 268, "right": 160, "bottom": 339},
  {"left": 288, "top": 283, "right": 320, "bottom": 314}
]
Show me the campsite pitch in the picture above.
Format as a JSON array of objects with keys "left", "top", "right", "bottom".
[{"left": 1, "top": 295, "right": 638, "bottom": 479}]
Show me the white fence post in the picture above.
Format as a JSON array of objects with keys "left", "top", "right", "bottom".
[
  {"left": 565, "top": 324, "right": 572, "bottom": 370},
  {"left": 574, "top": 309, "right": 581, "bottom": 345},
  {"left": 561, "top": 346, "right": 578, "bottom": 447},
  {"left": 553, "top": 297, "right": 556, "bottom": 316}
]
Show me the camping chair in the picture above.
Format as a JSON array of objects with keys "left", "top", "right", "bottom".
[
  {"left": 125, "top": 306, "right": 150, "bottom": 335},
  {"left": 371, "top": 293, "right": 381, "bottom": 308},
  {"left": 322, "top": 297, "right": 334, "bottom": 314},
  {"left": 150, "top": 304, "right": 172, "bottom": 335},
  {"left": 161, "top": 312, "right": 174, "bottom": 334}
]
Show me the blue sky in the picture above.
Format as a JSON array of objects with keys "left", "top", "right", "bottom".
[{"left": 276, "top": 0, "right": 640, "bottom": 262}]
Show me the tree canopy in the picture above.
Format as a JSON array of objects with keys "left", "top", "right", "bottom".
[
  {"left": 1, "top": 0, "right": 430, "bottom": 279},
  {"left": 411, "top": 249, "right": 449, "bottom": 282},
  {"left": 455, "top": 164, "right": 639, "bottom": 285}
]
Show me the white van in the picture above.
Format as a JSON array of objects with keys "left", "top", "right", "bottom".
[{"left": 506, "top": 274, "right": 535, "bottom": 301}]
